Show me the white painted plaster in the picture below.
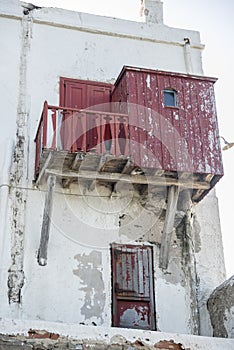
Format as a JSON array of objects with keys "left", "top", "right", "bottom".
[
  {"left": 0, "top": 16, "right": 21, "bottom": 142},
  {"left": 156, "top": 279, "right": 189, "bottom": 333}
]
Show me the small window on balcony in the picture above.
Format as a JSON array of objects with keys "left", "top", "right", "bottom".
[{"left": 164, "top": 89, "right": 177, "bottom": 107}]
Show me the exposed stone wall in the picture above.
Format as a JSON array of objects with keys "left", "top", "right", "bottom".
[
  {"left": 207, "top": 275, "right": 234, "bottom": 338},
  {"left": 0, "top": 333, "right": 186, "bottom": 350}
]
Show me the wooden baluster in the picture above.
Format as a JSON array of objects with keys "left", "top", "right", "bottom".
[
  {"left": 51, "top": 108, "right": 57, "bottom": 149},
  {"left": 71, "top": 111, "right": 77, "bottom": 152},
  {"left": 86, "top": 112, "right": 98, "bottom": 152},
  {"left": 99, "top": 114, "right": 105, "bottom": 154},
  {"left": 42, "top": 101, "right": 48, "bottom": 149},
  {"left": 110, "top": 115, "right": 116, "bottom": 155},
  {"left": 56, "top": 110, "right": 63, "bottom": 150},
  {"left": 125, "top": 118, "right": 130, "bottom": 156},
  {"left": 104, "top": 115, "right": 112, "bottom": 154},
  {"left": 81, "top": 112, "right": 86, "bottom": 152},
  {"left": 115, "top": 115, "right": 121, "bottom": 156},
  {"left": 64, "top": 110, "right": 72, "bottom": 151},
  {"left": 74, "top": 111, "right": 84, "bottom": 152},
  {"left": 95, "top": 114, "right": 101, "bottom": 154},
  {"left": 59, "top": 109, "right": 66, "bottom": 151},
  {"left": 118, "top": 116, "right": 127, "bottom": 155}
]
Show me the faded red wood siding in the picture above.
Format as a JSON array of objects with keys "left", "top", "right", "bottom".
[{"left": 111, "top": 67, "right": 223, "bottom": 176}]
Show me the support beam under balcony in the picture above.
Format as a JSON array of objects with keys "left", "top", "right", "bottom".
[
  {"left": 45, "top": 169, "right": 211, "bottom": 190},
  {"left": 159, "top": 185, "right": 180, "bottom": 270},
  {"left": 35, "top": 151, "right": 52, "bottom": 186},
  {"left": 89, "top": 155, "right": 107, "bottom": 191},
  {"left": 112, "top": 157, "right": 133, "bottom": 193},
  {"left": 37, "top": 174, "right": 56, "bottom": 266}
]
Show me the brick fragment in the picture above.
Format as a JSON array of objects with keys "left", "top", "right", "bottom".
[
  {"left": 28, "top": 329, "right": 59, "bottom": 340},
  {"left": 154, "top": 341, "right": 184, "bottom": 350}
]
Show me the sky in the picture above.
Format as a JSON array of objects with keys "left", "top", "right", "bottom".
[{"left": 26, "top": 0, "right": 234, "bottom": 278}]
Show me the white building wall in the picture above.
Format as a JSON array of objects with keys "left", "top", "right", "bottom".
[
  {"left": 0, "top": 0, "right": 226, "bottom": 337},
  {"left": 194, "top": 190, "right": 226, "bottom": 335}
]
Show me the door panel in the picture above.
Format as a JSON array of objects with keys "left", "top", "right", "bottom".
[
  {"left": 69, "top": 83, "right": 87, "bottom": 109},
  {"left": 111, "top": 244, "right": 156, "bottom": 330},
  {"left": 117, "top": 300, "right": 151, "bottom": 329},
  {"left": 87, "top": 85, "right": 111, "bottom": 110}
]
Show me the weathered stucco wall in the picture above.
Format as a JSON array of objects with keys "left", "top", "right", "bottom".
[
  {"left": 19, "top": 184, "right": 197, "bottom": 334},
  {"left": 0, "top": 0, "right": 226, "bottom": 338}
]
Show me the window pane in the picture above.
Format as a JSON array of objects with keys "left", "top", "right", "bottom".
[{"left": 164, "top": 90, "right": 176, "bottom": 107}]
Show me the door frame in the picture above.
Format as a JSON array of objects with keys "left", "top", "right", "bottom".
[
  {"left": 111, "top": 243, "right": 156, "bottom": 330},
  {"left": 59, "top": 77, "right": 113, "bottom": 107}
]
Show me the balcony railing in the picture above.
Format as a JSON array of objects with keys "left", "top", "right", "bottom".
[{"left": 34, "top": 101, "right": 129, "bottom": 176}]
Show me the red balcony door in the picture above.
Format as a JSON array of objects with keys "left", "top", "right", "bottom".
[
  {"left": 60, "top": 78, "right": 113, "bottom": 151},
  {"left": 111, "top": 244, "right": 156, "bottom": 330},
  {"left": 60, "top": 77, "right": 112, "bottom": 109}
]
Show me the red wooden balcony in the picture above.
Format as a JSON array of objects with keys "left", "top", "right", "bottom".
[
  {"left": 34, "top": 101, "right": 130, "bottom": 179},
  {"left": 34, "top": 67, "right": 224, "bottom": 203},
  {"left": 35, "top": 100, "right": 219, "bottom": 202}
]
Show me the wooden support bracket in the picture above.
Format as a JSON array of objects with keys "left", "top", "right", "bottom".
[
  {"left": 112, "top": 157, "right": 132, "bottom": 193},
  {"left": 37, "top": 175, "right": 56, "bottom": 266},
  {"left": 35, "top": 152, "right": 52, "bottom": 186},
  {"left": 89, "top": 155, "right": 107, "bottom": 191},
  {"left": 71, "top": 152, "right": 85, "bottom": 171},
  {"left": 159, "top": 185, "right": 180, "bottom": 270}
]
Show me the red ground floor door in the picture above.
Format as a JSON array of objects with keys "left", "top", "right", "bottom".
[{"left": 111, "top": 244, "right": 156, "bottom": 330}]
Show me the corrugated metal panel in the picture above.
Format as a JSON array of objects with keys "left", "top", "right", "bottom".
[
  {"left": 111, "top": 66, "right": 223, "bottom": 177},
  {"left": 111, "top": 244, "right": 156, "bottom": 330}
]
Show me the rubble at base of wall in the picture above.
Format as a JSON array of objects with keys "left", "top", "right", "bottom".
[
  {"left": 0, "top": 333, "right": 186, "bottom": 350},
  {"left": 0, "top": 321, "right": 234, "bottom": 350}
]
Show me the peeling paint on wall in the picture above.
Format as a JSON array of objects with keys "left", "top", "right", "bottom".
[
  {"left": 73, "top": 251, "right": 105, "bottom": 324},
  {"left": 176, "top": 209, "right": 200, "bottom": 335},
  {"left": 118, "top": 192, "right": 166, "bottom": 243},
  {"left": 8, "top": 15, "right": 32, "bottom": 304}
]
